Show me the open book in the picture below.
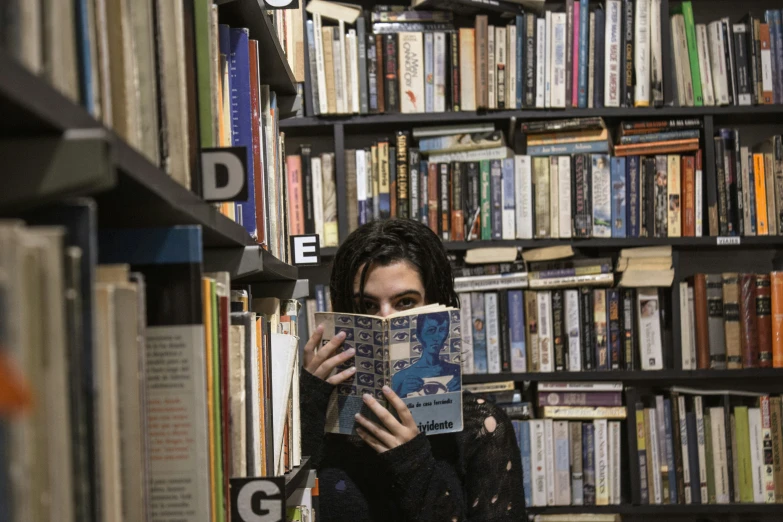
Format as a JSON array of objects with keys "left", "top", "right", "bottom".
[{"left": 316, "top": 304, "right": 463, "bottom": 436}]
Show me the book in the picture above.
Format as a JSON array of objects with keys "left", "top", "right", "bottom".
[{"left": 317, "top": 305, "right": 463, "bottom": 435}]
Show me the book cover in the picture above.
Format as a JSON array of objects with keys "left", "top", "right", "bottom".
[
  {"left": 607, "top": 289, "right": 621, "bottom": 370},
  {"left": 508, "top": 290, "right": 527, "bottom": 372},
  {"left": 637, "top": 288, "right": 664, "bottom": 370},
  {"left": 515, "top": 155, "right": 534, "bottom": 239},
  {"left": 591, "top": 154, "right": 612, "bottom": 238},
  {"left": 573, "top": 153, "right": 593, "bottom": 238},
  {"left": 471, "top": 293, "right": 488, "bottom": 373},
  {"left": 604, "top": 0, "right": 622, "bottom": 107},
  {"left": 318, "top": 306, "right": 463, "bottom": 436},
  {"left": 583, "top": 422, "right": 596, "bottom": 505},
  {"left": 531, "top": 420, "right": 547, "bottom": 506},
  {"left": 520, "top": 421, "right": 533, "bottom": 507},
  {"left": 502, "top": 158, "right": 516, "bottom": 240},
  {"left": 538, "top": 291, "right": 554, "bottom": 372},
  {"left": 611, "top": 156, "right": 627, "bottom": 237},
  {"left": 485, "top": 292, "right": 502, "bottom": 374},
  {"left": 593, "top": 289, "right": 608, "bottom": 370},
  {"left": 490, "top": 159, "right": 504, "bottom": 240},
  {"left": 554, "top": 421, "right": 572, "bottom": 505},
  {"left": 667, "top": 155, "right": 682, "bottom": 238},
  {"left": 565, "top": 289, "right": 582, "bottom": 371},
  {"left": 399, "top": 32, "right": 425, "bottom": 113},
  {"left": 480, "top": 160, "right": 492, "bottom": 240},
  {"left": 383, "top": 33, "right": 399, "bottom": 112}
]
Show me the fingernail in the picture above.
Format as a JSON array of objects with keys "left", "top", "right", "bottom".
[
  {"left": 346, "top": 348, "right": 356, "bottom": 355},
  {"left": 354, "top": 413, "right": 361, "bottom": 419},
  {"left": 348, "top": 366, "right": 356, "bottom": 373},
  {"left": 336, "top": 331, "right": 346, "bottom": 338},
  {"left": 363, "top": 393, "right": 372, "bottom": 401},
  {"left": 383, "top": 385, "right": 391, "bottom": 392},
  {"left": 317, "top": 324, "right": 324, "bottom": 332}
]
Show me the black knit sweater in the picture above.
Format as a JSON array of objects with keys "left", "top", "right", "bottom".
[{"left": 300, "top": 370, "right": 527, "bottom": 522}]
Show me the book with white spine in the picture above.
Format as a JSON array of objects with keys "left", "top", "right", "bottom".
[
  {"left": 710, "top": 407, "right": 730, "bottom": 504},
  {"left": 679, "top": 282, "right": 694, "bottom": 370},
  {"left": 695, "top": 156, "right": 703, "bottom": 236},
  {"left": 539, "top": 382, "right": 623, "bottom": 392},
  {"left": 634, "top": 0, "right": 651, "bottom": 106},
  {"left": 356, "top": 149, "right": 367, "bottom": 221},
  {"left": 588, "top": 12, "right": 596, "bottom": 108},
  {"left": 696, "top": 24, "right": 716, "bottom": 106},
  {"left": 434, "top": 32, "right": 447, "bottom": 113},
  {"left": 545, "top": 12, "right": 552, "bottom": 108},
  {"left": 339, "top": 21, "right": 349, "bottom": 112},
  {"left": 552, "top": 12, "right": 567, "bottom": 108},
  {"left": 502, "top": 158, "right": 516, "bottom": 239},
  {"left": 558, "top": 155, "right": 572, "bottom": 238},
  {"left": 594, "top": 418, "right": 610, "bottom": 505},
  {"left": 604, "top": 0, "right": 622, "bottom": 107},
  {"left": 313, "top": 14, "right": 328, "bottom": 114},
  {"left": 694, "top": 396, "right": 709, "bottom": 502},
  {"left": 636, "top": 288, "right": 664, "bottom": 370},
  {"left": 538, "top": 291, "right": 554, "bottom": 372},
  {"left": 488, "top": 25, "right": 496, "bottom": 109},
  {"left": 496, "top": 27, "right": 507, "bottom": 109},
  {"left": 485, "top": 292, "right": 502, "bottom": 374},
  {"left": 399, "top": 32, "right": 425, "bottom": 113},
  {"left": 609, "top": 421, "right": 621, "bottom": 504},
  {"left": 677, "top": 395, "right": 692, "bottom": 503},
  {"left": 647, "top": 408, "right": 663, "bottom": 504},
  {"left": 708, "top": 21, "right": 731, "bottom": 105},
  {"left": 458, "top": 293, "right": 474, "bottom": 374},
  {"left": 515, "top": 155, "right": 534, "bottom": 239},
  {"left": 688, "top": 286, "right": 697, "bottom": 368},
  {"left": 311, "top": 157, "right": 324, "bottom": 245},
  {"left": 536, "top": 17, "right": 546, "bottom": 108},
  {"left": 507, "top": 24, "right": 517, "bottom": 109},
  {"left": 749, "top": 407, "right": 765, "bottom": 502},
  {"left": 347, "top": 30, "right": 360, "bottom": 114},
  {"left": 650, "top": 0, "right": 663, "bottom": 105},
  {"left": 554, "top": 421, "right": 572, "bottom": 505},
  {"left": 531, "top": 419, "right": 548, "bottom": 506},
  {"left": 549, "top": 156, "right": 560, "bottom": 238},
  {"left": 545, "top": 419, "right": 556, "bottom": 505},
  {"left": 565, "top": 289, "right": 582, "bottom": 371},
  {"left": 459, "top": 28, "right": 477, "bottom": 111}
]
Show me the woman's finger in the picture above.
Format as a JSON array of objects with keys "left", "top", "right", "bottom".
[
  {"left": 361, "top": 393, "right": 405, "bottom": 437},
  {"left": 355, "top": 413, "right": 396, "bottom": 448},
  {"left": 325, "top": 365, "right": 357, "bottom": 386},
  {"left": 382, "top": 385, "right": 417, "bottom": 430},
  {"left": 308, "top": 331, "right": 346, "bottom": 376},
  {"left": 355, "top": 426, "right": 387, "bottom": 453},
  {"left": 316, "top": 346, "right": 356, "bottom": 378},
  {"left": 302, "top": 325, "right": 324, "bottom": 367}
]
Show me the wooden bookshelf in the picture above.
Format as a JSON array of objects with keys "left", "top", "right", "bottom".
[{"left": 463, "top": 368, "right": 783, "bottom": 384}]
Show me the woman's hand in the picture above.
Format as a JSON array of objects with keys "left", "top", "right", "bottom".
[
  {"left": 303, "top": 325, "right": 356, "bottom": 385},
  {"left": 354, "top": 386, "right": 420, "bottom": 453}
]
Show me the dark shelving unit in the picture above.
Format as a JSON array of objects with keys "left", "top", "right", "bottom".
[
  {"left": 463, "top": 368, "right": 783, "bottom": 385},
  {"left": 204, "top": 246, "right": 299, "bottom": 282},
  {"left": 284, "top": 457, "right": 312, "bottom": 500}
]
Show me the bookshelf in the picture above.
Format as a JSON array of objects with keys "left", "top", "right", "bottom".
[
  {"left": 0, "top": 0, "right": 312, "bottom": 519},
  {"left": 288, "top": 0, "right": 783, "bottom": 519}
]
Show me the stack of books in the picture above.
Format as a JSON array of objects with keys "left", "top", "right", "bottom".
[
  {"left": 632, "top": 387, "right": 783, "bottom": 505},
  {"left": 680, "top": 271, "right": 783, "bottom": 371},
  {"left": 712, "top": 132, "right": 783, "bottom": 237},
  {"left": 515, "top": 382, "right": 626, "bottom": 508},
  {"left": 670, "top": 4, "right": 783, "bottom": 107},
  {"left": 305, "top": 0, "right": 669, "bottom": 115}
]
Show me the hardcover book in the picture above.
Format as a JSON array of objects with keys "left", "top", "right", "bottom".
[{"left": 317, "top": 305, "right": 463, "bottom": 436}]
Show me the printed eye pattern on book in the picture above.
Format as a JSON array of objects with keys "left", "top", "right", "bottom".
[
  {"left": 357, "top": 330, "right": 372, "bottom": 342},
  {"left": 357, "top": 373, "right": 374, "bottom": 387},
  {"left": 337, "top": 384, "right": 356, "bottom": 396},
  {"left": 392, "top": 331, "right": 409, "bottom": 342},
  {"left": 393, "top": 360, "right": 410, "bottom": 371},
  {"left": 391, "top": 317, "right": 410, "bottom": 329},
  {"left": 356, "top": 317, "right": 372, "bottom": 329},
  {"left": 336, "top": 315, "right": 354, "bottom": 325},
  {"left": 356, "top": 344, "right": 373, "bottom": 357},
  {"left": 374, "top": 332, "right": 384, "bottom": 345},
  {"left": 358, "top": 361, "right": 373, "bottom": 371},
  {"left": 336, "top": 327, "right": 354, "bottom": 340},
  {"left": 374, "top": 361, "right": 384, "bottom": 375}
]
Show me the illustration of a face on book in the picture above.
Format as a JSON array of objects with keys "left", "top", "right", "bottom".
[{"left": 391, "top": 311, "right": 462, "bottom": 399}]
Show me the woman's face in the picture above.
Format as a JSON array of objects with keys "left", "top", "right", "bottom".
[{"left": 353, "top": 260, "right": 425, "bottom": 317}]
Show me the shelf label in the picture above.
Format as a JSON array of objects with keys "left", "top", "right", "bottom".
[
  {"left": 716, "top": 236, "right": 741, "bottom": 246},
  {"left": 263, "top": 0, "right": 299, "bottom": 9},
  {"left": 201, "top": 147, "right": 248, "bottom": 202},
  {"left": 230, "top": 477, "right": 285, "bottom": 522},
  {"left": 291, "top": 234, "right": 321, "bottom": 266}
]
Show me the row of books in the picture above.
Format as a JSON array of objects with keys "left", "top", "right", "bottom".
[
  {"left": 457, "top": 284, "right": 665, "bottom": 376},
  {"left": 671, "top": 6, "right": 783, "bottom": 107},
  {"left": 304, "top": 0, "right": 672, "bottom": 115},
  {"left": 632, "top": 388, "right": 783, "bottom": 505},
  {"left": 285, "top": 150, "right": 340, "bottom": 248},
  {"left": 514, "top": 382, "right": 627, "bottom": 507},
  {"left": 712, "top": 131, "right": 783, "bottom": 238},
  {"left": 0, "top": 207, "right": 302, "bottom": 522},
  {"left": 679, "top": 272, "right": 783, "bottom": 371}
]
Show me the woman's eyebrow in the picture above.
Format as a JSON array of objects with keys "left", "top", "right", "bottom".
[{"left": 352, "top": 289, "right": 422, "bottom": 300}]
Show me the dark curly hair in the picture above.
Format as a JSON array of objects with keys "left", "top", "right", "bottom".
[{"left": 329, "top": 219, "right": 458, "bottom": 314}]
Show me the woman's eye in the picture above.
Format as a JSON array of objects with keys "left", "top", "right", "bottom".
[
  {"left": 396, "top": 297, "right": 417, "bottom": 310},
  {"left": 360, "top": 301, "right": 379, "bottom": 314}
]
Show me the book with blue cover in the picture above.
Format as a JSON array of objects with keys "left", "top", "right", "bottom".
[
  {"left": 471, "top": 292, "right": 488, "bottom": 373},
  {"left": 317, "top": 305, "right": 463, "bottom": 436},
  {"left": 611, "top": 156, "right": 627, "bottom": 237},
  {"left": 228, "top": 28, "right": 258, "bottom": 239}
]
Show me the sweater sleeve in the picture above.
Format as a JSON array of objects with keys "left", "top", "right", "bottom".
[
  {"left": 299, "top": 368, "right": 335, "bottom": 467},
  {"left": 377, "top": 395, "right": 527, "bottom": 522}
]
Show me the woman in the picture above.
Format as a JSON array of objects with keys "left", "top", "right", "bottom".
[{"left": 300, "top": 219, "right": 526, "bottom": 522}]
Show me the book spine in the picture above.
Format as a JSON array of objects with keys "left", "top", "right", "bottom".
[
  {"left": 536, "top": 17, "right": 546, "bottom": 108},
  {"left": 589, "top": 12, "right": 597, "bottom": 108},
  {"left": 558, "top": 155, "right": 572, "bottom": 238},
  {"left": 593, "top": 289, "right": 608, "bottom": 370},
  {"left": 634, "top": 0, "right": 650, "bottom": 106},
  {"left": 424, "top": 33, "right": 434, "bottom": 113},
  {"left": 534, "top": 157, "right": 550, "bottom": 238},
  {"left": 622, "top": 288, "right": 636, "bottom": 370},
  {"left": 570, "top": 421, "right": 584, "bottom": 505},
  {"left": 653, "top": 155, "right": 668, "bottom": 238},
  {"left": 471, "top": 292, "right": 488, "bottom": 373},
  {"left": 604, "top": 0, "right": 622, "bottom": 107},
  {"left": 650, "top": 0, "right": 664, "bottom": 105},
  {"left": 591, "top": 154, "right": 612, "bottom": 238},
  {"left": 678, "top": 395, "right": 692, "bottom": 504},
  {"left": 636, "top": 405, "right": 650, "bottom": 504},
  {"left": 458, "top": 293, "right": 474, "bottom": 375},
  {"left": 682, "top": 2, "right": 704, "bottom": 106},
  {"left": 708, "top": 22, "right": 730, "bottom": 106},
  {"left": 516, "top": 16, "right": 525, "bottom": 109},
  {"left": 607, "top": 288, "right": 621, "bottom": 370},
  {"left": 622, "top": 0, "right": 635, "bottom": 107},
  {"left": 697, "top": 24, "right": 716, "bottom": 106},
  {"left": 434, "top": 33, "right": 447, "bottom": 113},
  {"left": 538, "top": 291, "right": 553, "bottom": 372},
  {"left": 756, "top": 274, "right": 773, "bottom": 367},
  {"left": 378, "top": 141, "right": 391, "bottom": 218},
  {"left": 526, "top": 291, "right": 540, "bottom": 372},
  {"left": 450, "top": 162, "right": 464, "bottom": 241},
  {"left": 525, "top": 14, "right": 536, "bottom": 108},
  {"left": 552, "top": 13, "right": 567, "bottom": 108},
  {"left": 682, "top": 155, "right": 695, "bottom": 236},
  {"left": 488, "top": 24, "right": 496, "bottom": 109},
  {"left": 647, "top": 408, "right": 663, "bottom": 503},
  {"left": 751, "top": 18, "right": 762, "bottom": 105},
  {"left": 396, "top": 132, "right": 409, "bottom": 218},
  {"left": 384, "top": 34, "right": 399, "bottom": 112},
  {"left": 357, "top": 17, "right": 368, "bottom": 114},
  {"left": 476, "top": 15, "right": 489, "bottom": 108},
  {"left": 760, "top": 396, "right": 776, "bottom": 502},
  {"left": 515, "top": 155, "right": 534, "bottom": 239},
  {"left": 770, "top": 397, "right": 783, "bottom": 502},
  {"left": 595, "top": 419, "right": 610, "bottom": 506},
  {"left": 527, "top": 140, "right": 611, "bottom": 156},
  {"left": 520, "top": 421, "right": 533, "bottom": 507},
  {"left": 760, "top": 23, "right": 774, "bottom": 104},
  {"left": 427, "top": 162, "right": 439, "bottom": 235},
  {"left": 485, "top": 292, "right": 501, "bottom": 374},
  {"left": 565, "top": 289, "right": 582, "bottom": 371},
  {"left": 502, "top": 158, "right": 516, "bottom": 240},
  {"left": 580, "top": 287, "right": 595, "bottom": 370},
  {"left": 480, "top": 160, "right": 492, "bottom": 240},
  {"left": 637, "top": 288, "right": 664, "bottom": 370},
  {"left": 722, "top": 20, "right": 737, "bottom": 106},
  {"left": 733, "top": 24, "right": 752, "bottom": 106},
  {"left": 552, "top": 290, "right": 566, "bottom": 372},
  {"left": 573, "top": 153, "right": 593, "bottom": 238},
  {"left": 566, "top": 0, "right": 574, "bottom": 108},
  {"left": 695, "top": 150, "right": 704, "bottom": 237},
  {"left": 333, "top": 26, "right": 346, "bottom": 113},
  {"left": 583, "top": 423, "right": 596, "bottom": 505},
  {"left": 544, "top": 419, "right": 556, "bottom": 505},
  {"left": 420, "top": 159, "right": 427, "bottom": 226},
  {"left": 408, "top": 149, "right": 420, "bottom": 222},
  {"left": 531, "top": 420, "right": 547, "bottom": 506},
  {"left": 739, "top": 273, "right": 759, "bottom": 368},
  {"left": 694, "top": 397, "right": 709, "bottom": 502},
  {"left": 545, "top": 12, "right": 552, "bottom": 108},
  {"left": 578, "top": 0, "right": 589, "bottom": 108},
  {"left": 667, "top": 155, "right": 682, "bottom": 238},
  {"left": 664, "top": 399, "right": 679, "bottom": 504},
  {"left": 707, "top": 274, "right": 728, "bottom": 368},
  {"left": 627, "top": 156, "right": 641, "bottom": 237},
  {"left": 611, "top": 157, "right": 627, "bottom": 237},
  {"left": 440, "top": 163, "right": 450, "bottom": 240},
  {"left": 508, "top": 23, "right": 517, "bottom": 110},
  {"left": 508, "top": 290, "right": 527, "bottom": 372},
  {"left": 452, "top": 32, "right": 463, "bottom": 111},
  {"left": 375, "top": 35, "right": 385, "bottom": 113},
  {"left": 554, "top": 421, "right": 572, "bottom": 505},
  {"left": 497, "top": 27, "right": 507, "bottom": 109},
  {"left": 399, "top": 32, "right": 424, "bottom": 114}
]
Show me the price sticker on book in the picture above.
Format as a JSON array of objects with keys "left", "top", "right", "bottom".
[
  {"left": 230, "top": 477, "right": 286, "bottom": 522},
  {"left": 716, "top": 236, "right": 741, "bottom": 246}
]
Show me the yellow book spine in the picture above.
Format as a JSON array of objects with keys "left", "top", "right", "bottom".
[
  {"left": 202, "top": 277, "right": 217, "bottom": 522},
  {"left": 754, "top": 153, "right": 769, "bottom": 235}
]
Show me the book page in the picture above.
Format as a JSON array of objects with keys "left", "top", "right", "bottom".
[
  {"left": 318, "top": 312, "right": 387, "bottom": 434},
  {"left": 388, "top": 309, "right": 463, "bottom": 435}
]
